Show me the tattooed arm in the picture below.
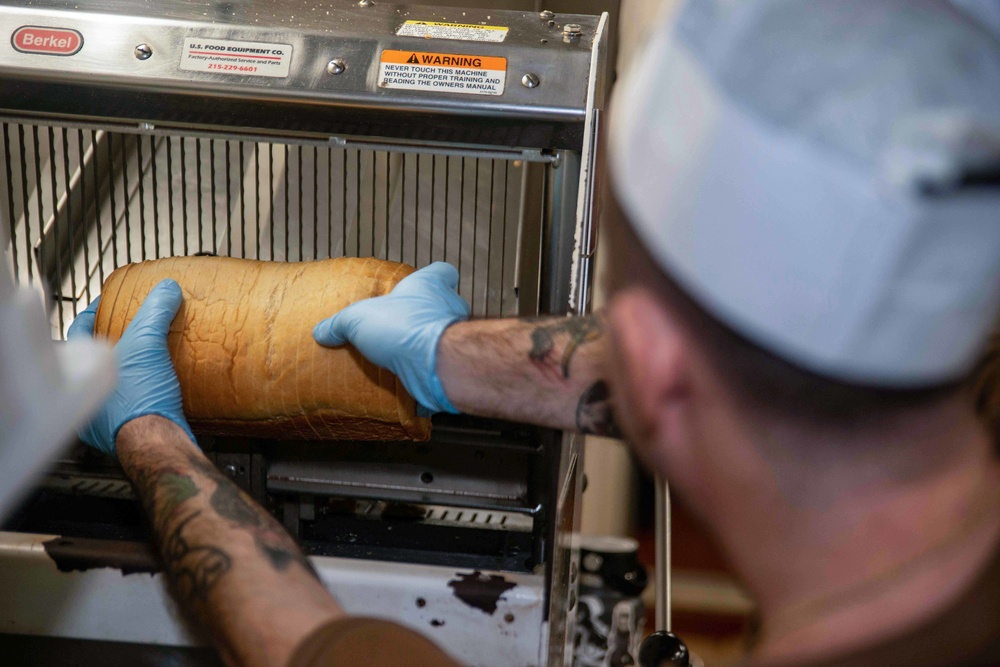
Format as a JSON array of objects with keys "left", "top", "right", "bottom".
[
  {"left": 436, "top": 314, "right": 621, "bottom": 437},
  {"left": 117, "top": 415, "right": 344, "bottom": 667},
  {"left": 313, "top": 264, "right": 619, "bottom": 434}
]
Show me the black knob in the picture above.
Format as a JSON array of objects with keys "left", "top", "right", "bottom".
[
  {"left": 579, "top": 535, "right": 649, "bottom": 596},
  {"left": 638, "top": 631, "right": 690, "bottom": 667}
]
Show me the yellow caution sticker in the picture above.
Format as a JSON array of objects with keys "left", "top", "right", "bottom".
[
  {"left": 378, "top": 50, "right": 507, "bottom": 96},
  {"left": 396, "top": 20, "right": 508, "bottom": 43}
]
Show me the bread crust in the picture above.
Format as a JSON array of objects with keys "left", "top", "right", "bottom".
[{"left": 94, "top": 256, "right": 431, "bottom": 441}]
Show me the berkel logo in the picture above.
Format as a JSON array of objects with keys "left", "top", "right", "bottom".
[{"left": 11, "top": 26, "right": 83, "bottom": 56}]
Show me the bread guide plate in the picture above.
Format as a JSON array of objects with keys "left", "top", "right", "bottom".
[{"left": 94, "top": 256, "right": 430, "bottom": 441}]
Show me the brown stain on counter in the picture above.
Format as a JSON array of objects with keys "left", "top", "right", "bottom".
[{"left": 447, "top": 570, "right": 516, "bottom": 616}]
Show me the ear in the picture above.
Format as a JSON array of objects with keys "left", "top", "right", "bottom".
[{"left": 606, "top": 286, "right": 691, "bottom": 465}]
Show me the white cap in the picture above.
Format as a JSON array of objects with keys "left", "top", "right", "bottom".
[{"left": 610, "top": 0, "right": 1000, "bottom": 387}]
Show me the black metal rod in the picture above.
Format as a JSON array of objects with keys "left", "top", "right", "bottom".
[
  {"left": 293, "top": 144, "right": 300, "bottom": 261},
  {"left": 500, "top": 161, "right": 509, "bottom": 315},
  {"left": 413, "top": 153, "right": 420, "bottom": 266},
  {"left": 472, "top": 158, "right": 480, "bottom": 315},
  {"left": 284, "top": 144, "right": 290, "bottom": 261},
  {"left": 226, "top": 141, "right": 233, "bottom": 257},
  {"left": 430, "top": 155, "right": 436, "bottom": 264},
  {"left": 136, "top": 133, "right": 147, "bottom": 261},
  {"left": 120, "top": 133, "right": 132, "bottom": 263},
  {"left": 195, "top": 138, "right": 204, "bottom": 253},
  {"left": 210, "top": 140, "right": 218, "bottom": 253},
  {"left": 166, "top": 136, "right": 175, "bottom": 257},
  {"left": 370, "top": 150, "right": 376, "bottom": 258},
  {"left": 341, "top": 149, "right": 347, "bottom": 258},
  {"left": 268, "top": 143, "right": 275, "bottom": 261},
  {"left": 255, "top": 143, "right": 261, "bottom": 261},
  {"left": 104, "top": 132, "right": 118, "bottom": 270},
  {"left": 312, "top": 145, "right": 318, "bottom": 260},
  {"left": 385, "top": 150, "right": 391, "bottom": 261},
  {"left": 93, "top": 130, "right": 106, "bottom": 284},
  {"left": 47, "top": 126, "right": 65, "bottom": 333},
  {"left": 400, "top": 152, "right": 405, "bottom": 264},
  {"left": 486, "top": 159, "right": 496, "bottom": 316},
  {"left": 327, "top": 146, "right": 333, "bottom": 259},
  {"left": 149, "top": 135, "right": 161, "bottom": 260},
  {"left": 77, "top": 129, "right": 91, "bottom": 302},
  {"left": 17, "top": 125, "right": 32, "bottom": 283},
  {"left": 459, "top": 157, "right": 465, "bottom": 298},
  {"left": 2, "top": 124, "right": 18, "bottom": 282},
  {"left": 61, "top": 127, "right": 78, "bottom": 317},
  {"left": 355, "top": 149, "right": 360, "bottom": 258},
  {"left": 180, "top": 137, "right": 189, "bottom": 256},
  {"left": 443, "top": 156, "right": 449, "bottom": 264},
  {"left": 240, "top": 141, "right": 247, "bottom": 258}
]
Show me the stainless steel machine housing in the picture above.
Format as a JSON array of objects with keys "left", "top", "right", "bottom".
[{"left": 0, "top": 2, "right": 608, "bottom": 664}]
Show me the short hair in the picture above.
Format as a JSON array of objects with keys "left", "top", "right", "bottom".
[{"left": 604, "top": 189, "right": 962, "bottom": 427}]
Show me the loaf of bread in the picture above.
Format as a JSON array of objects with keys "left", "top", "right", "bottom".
[{"left": 94, "top": 256, "right": 431, "bottom": 441}]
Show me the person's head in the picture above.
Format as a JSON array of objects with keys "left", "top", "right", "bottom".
[{"left": 601, "top": 0, "right": 1000, "bottom": 506}]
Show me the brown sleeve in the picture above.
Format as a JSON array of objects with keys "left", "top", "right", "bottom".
[{"left": 286, "top": 617, "right": 463, "bottom": 667}]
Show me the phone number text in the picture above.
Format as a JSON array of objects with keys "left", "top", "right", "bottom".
[{"left": 206, "top": 63, "right": 258, "bottom": 73}]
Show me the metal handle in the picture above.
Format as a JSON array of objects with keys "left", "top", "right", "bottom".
[{"left": 655, "top": 475, "right": 672, "bottom": 633}]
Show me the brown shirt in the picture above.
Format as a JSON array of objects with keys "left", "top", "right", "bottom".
[
  {"left": 286, "top": 617, "right": 462, "bottom": 667},
  {"left": 289, "top": 545, "right": 1000, "bottom": 667},
  {"left": 765, "top": 544, "right": 1000, "bottom": 667}
]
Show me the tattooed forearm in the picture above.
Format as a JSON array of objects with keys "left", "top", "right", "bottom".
[
  {"left": 117, "top": 416, "right": 343, "bottom": 667},
  {"left": 164, "top": 509, "right": 234, "bottom": 603},
  {"left": 210, "top": 480, "right": 264, "bottom": 528},
  {"left": 209, "top": 462, "right": 319, "bottom": 578},
  {"left": 576, "top": 381, "right": 622, "bottom": 438},
  {"left": 528, "top": 315, "right": 604, "bottom": 378}
]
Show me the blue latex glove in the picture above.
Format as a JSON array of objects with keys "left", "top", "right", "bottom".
[
  {"left": 67, "top": 279, "right": 196, "bottom": 456},
  {"left": 313, "top": 262, "right": 470, "bottom": 415}
]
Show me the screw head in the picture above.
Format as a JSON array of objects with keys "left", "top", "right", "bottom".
[
  {"left": 326, "top": 58, "right": 346, "bottom": 75},
  {"left": 134, "top": 43, "right": 153, "bottom": 60},
  {"left": 539, "top": 10, "right": 555, "bottom": 20},
  {"left": 223, "top": 464, "right": 238, "bottom": 477},
  {"left": 521, "top": 72, "right": 540, "bottom": 89},
  {"left": 357, "top": 0, "right": 373, "bottom": 6}
]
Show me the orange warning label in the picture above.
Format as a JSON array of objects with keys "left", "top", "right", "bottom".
[
  {"left": 378, "top": 50, "right": 507, "bottom": 96},
  {"left": 380, "top": 50, "right": 506, "bottom": 70}
]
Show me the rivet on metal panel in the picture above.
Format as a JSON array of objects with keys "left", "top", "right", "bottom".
[
  {"left": 521, "top": 73, "right": 540, "bottom": 89},
  {"left": 138, "top": 122, "right": 155, "bottom": 132},
  {"left": 539, "top": 10, "right": 555, "bottom": 20},
  {"left": 326, "top": 59, "right": 346, "bottom": 75},
  {"left": 357, "top": 0, "right": 373, "bottom": 6},
  {"left": 224, "top": 464, "right": 238, "bottom": 478},
  {"left": 134, "top": 44, "right": 153, "bottom": 60}
]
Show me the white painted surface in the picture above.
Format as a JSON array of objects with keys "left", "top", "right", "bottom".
[{"left": 0, "top": 531, "right": 547, "bottom": 667}]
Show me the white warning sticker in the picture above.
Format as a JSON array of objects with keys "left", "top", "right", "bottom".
[
  {"left": 180, "top": 38, "right": 292, "bottom": 78},
  {"left": 396, "top": 20, "right": 508, "bottom": 43},
  {"left": 378, "top": 50, "right": 506, "bottom": 96}
]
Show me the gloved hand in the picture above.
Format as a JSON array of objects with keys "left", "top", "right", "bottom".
[
  {"left": 313, "top": 262, "right": 470, "bottom": 415},
  {"left": 67, "top": 279, "right": 195, "bottom": 457}
]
